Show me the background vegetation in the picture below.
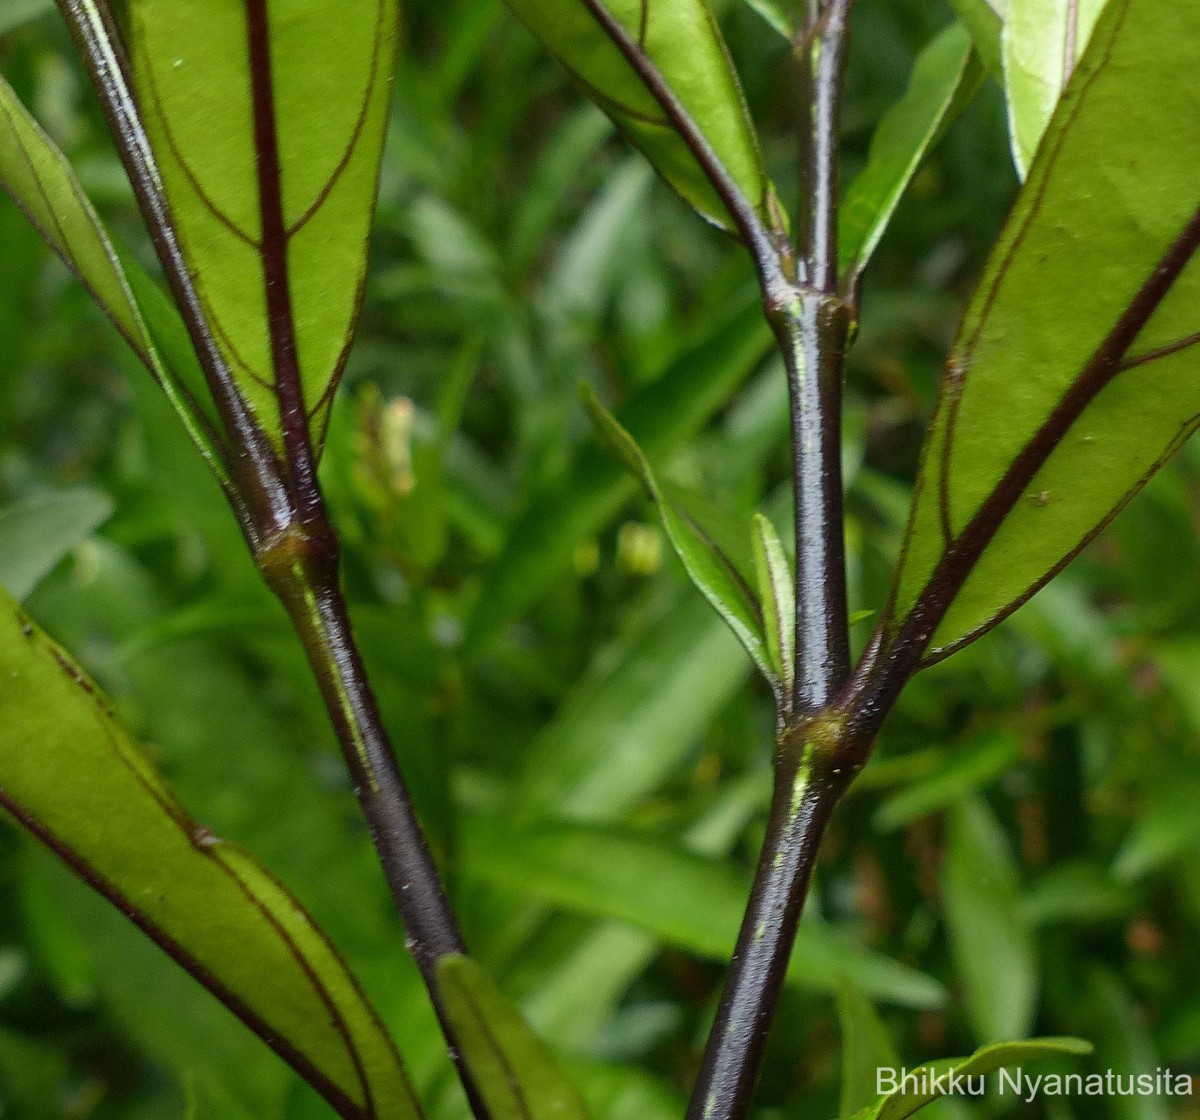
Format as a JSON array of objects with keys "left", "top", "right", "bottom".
[{"left": 1, "top": 0, "right": 1198, "bottom": 1117}]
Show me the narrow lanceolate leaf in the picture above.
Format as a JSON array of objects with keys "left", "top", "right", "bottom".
[
  {"left": 1002, "top": 0, "right": 1108, "bottom": 177},
  {"left": 0, "top": 592, "right": 421, "bottom": 1120},
  {"left": 582, "top": 384, "right": 776, "bottom": 693},
  {"left": 839, "top": 25, "right": 982, "bottom": 281},
  {"left": 948, "top": 0, "right": 1005, "bottom": 77},
  {"left": 465, "top": 302, "right": 770, "bottom": 651},
  {"left": 436, "top": 955, "right": 591, "bottom": 1120},
  {"left": 855, "top": 1037, "right": 1092, "bottom": 1120},
  {"left": 837, "top": 982, "right": 897, "bottom": 1118},
  {"left": 130, "top": 0, "right": 398, "bottom": 452},
  {"left": 886, "top": 0, "right": 1200, "bottom": 664},
  {"left": 751, "top": 513, "right": 794, "bottom": 702},
  {"left": 501, "top": 0, "right": 774, "bottom": 235},
  {"left": 0, "top": 75, "right": 226, "bottom": 480}
]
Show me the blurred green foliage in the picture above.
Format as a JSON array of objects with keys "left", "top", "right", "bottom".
[{"left": 0, "top": 1, "right": 1198, "bottom": 1119}]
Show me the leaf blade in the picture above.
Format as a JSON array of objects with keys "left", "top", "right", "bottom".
[
  {"left": 751, "top": 512, "right": 794, "bottom": 698},
  {"left": 437, "top": 955, "right": 591, "bottom": 1120},
  {"left": 501, "top": 0, "right": 773, "bottom": 234},
  {"left": 864, "top": 1037, "right": 1092, "bottom": 1120},
  {"left": 839, "top": 24, "right": 982, "bottom": 281},
  {"left": 129, "top": 0, "right": 398, "bottom": 452},
  {"left": 888, "top": 0, "right": 1200, "bottom": 662},
  {"left": 1002, "top": 0, "right": 1108, "bottom": 178},
  {"left": 0, "top": 591, "right": 421, "bottom": 1120},
  {"left": 582, "top": 384, "right": 775, "bottom": 690},
  {"left": 0, "top": 72, "right": 227, "bottom": 481}
]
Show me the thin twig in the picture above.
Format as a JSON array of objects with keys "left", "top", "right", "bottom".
[{"left": 809, "top": 0, "right": 853, "bottom": 294}]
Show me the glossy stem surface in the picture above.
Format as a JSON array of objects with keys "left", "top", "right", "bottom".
[
  {"left": 269, "top": 532, "right": 491, "bottom": 1120},
  {"left": 775, "top": 298, "right": 852, "bottom": 718},
  {"left": 685, "top": 740, "right": 849, "bottom": 1120}
]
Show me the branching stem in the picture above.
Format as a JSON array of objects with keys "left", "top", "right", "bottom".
[
  {"left": 687, "top": 4, "right": 857, "bottom": 1117},
  {"left": 58, "top": 5, "right": 490, "bottom": 1115}
]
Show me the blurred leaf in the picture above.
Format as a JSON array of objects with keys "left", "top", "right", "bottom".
[
  {"left": 0, "top": 0, "right": 54, "bottom": 36},
  {"left": 571, "top": 1063, "right": 682, "bottom": 1120},
  {"left": 738, "top": 0, "right": 796, "bottom": 39},
  {"left": 466, "top": 301, "right": 771, "bottom": 648},
  {"left": 583, "top": 383, "right": 774, "bottom": 689},
  {"left": 837, "top": 982, "right": 897, "bottom": 1118},
  {"left": 872, "top": 732, "right": 1020, "bottom": 831},
  {"left": 500, "top": 0, "right": 774, "bottom": 234},
  {"left": 437, "top": 954, "right": 590, "bottom": 1120},
  {"left": 948, "top": 0, "right": 1005, "bottom": 76},
  {"left": 858, "top": 1037, "right": 1092, "bottom": 1120},
  {"left": 463, "top": 817, "right": 946, "bottom": 1007},
  {"left": 942, "top": 798, "right": 1037, "bottom": 1043},
  {"left": 1002, "top": 0, "right": 1107, "bottom": 178},
  {"left": 0, "top": 591, "right": 421, "bottom": 1120},
  {"left": 1112, "top": 770, "right": 1200, "bottom": 881},
  {"left": 0, "top": 74, "right": 223, "bottom": 472},
  {"left": 1021, "top": 861, "right": 1133, "bottom": 925},
  {"left": 130, "top": 0, "right": 398, "bottom": 451},
  {"left": 0, "top": 490, "right": 113, "bottom": 600},
  {"left": 519, "top": 595, "right": 751, "bottom": 821},
  {"left": 839, "top": 24, "right": 982, "bottom": 281},
  {"left": 751, "top": 512, "right": 794, "bottom": 697},
  {"left": 1084, "top": 971, "right": 1168, "bottom": 1120},
  {"left": 887, "top": 0, "right": 1200, "bottom": 663}
]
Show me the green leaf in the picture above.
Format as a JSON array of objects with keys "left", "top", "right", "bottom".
[
  {"left": 129, "top": 0, "right": 398, "bottom": 452},
  {"left": 501, "top": 0, "right": 774, "bottom": 234},
  {"left": 0, "top": 75, "right": 224, "bottom": 477},
  {"left": 463, "top": 817, "right": 946, "bottom": 1008},
  {"left": 837, "top": 982, "right": 897, "bottom": 1118},
  {"left": 466, "top": 302, "right": 771, "bottom": 649},
  {"left": 858, "top": 1037, "right": 1092, "bottom": 1120},
  {"left": 1112, "top": 770, "right": 1200, "bottom": 881},
  {"left": 948, "top": 0, "right": 1005, "bottom": 77},
  {"left": 839, "top": 25, "right": 982, "bottom": 281},
  {"left": 0, "top": 490, "right": 114, "bottom": 601},
  {"left": 519, "top": 595, "right": 752, "bottom": 821},
  {"left": 0, "top": 591, "right": 422, "bottom": 1120},
  {"left": 872, "top": 732, "right": 1020, "bottom": 831},
  {"left": 738, "top": 0, "right": 796, "bottom": 39},
  {"left": 886, "top": 0, "right": 1200, "bottom": 663},
  {"left": 437, "top": 955, "right": 590, "bottom": 1120},
  {"left": 1002, "top": 0, "right": 1108, "bottom": 178},
  {"left": 751, "top": 512, "right": 794, "bottom": 697},
  {"left": 941, "top": 798, "right": 1037, "bottom": 1044},
  {"left": 582, "top": 384, "right": 775, "bottom": 689},
  {"left": 0, "top": 0, "right": 54, "bottom": 36}
]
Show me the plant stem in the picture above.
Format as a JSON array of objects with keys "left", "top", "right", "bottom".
[
  {"left": 59, "top": 5, "right": 490, "bottom": 1111},
  {"left": 774, "top": 298, "right": 852, "bottom": 716},
  {"left": 264, "top": 524, "right": 490, "bottom": 1120},
  {"left": 685, "top": 731, "right": 851, "bottom": 1120},
  {"left": 56, "top": 0, "right": 293, "bottom": 542},
  {"left": 689, "top": 6, "right": 857, "bottom": 1117}
]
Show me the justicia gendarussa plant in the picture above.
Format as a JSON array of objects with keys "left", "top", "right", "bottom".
[{"left": 0, "top": 0, "right": 1197, "bottom": 1117}]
